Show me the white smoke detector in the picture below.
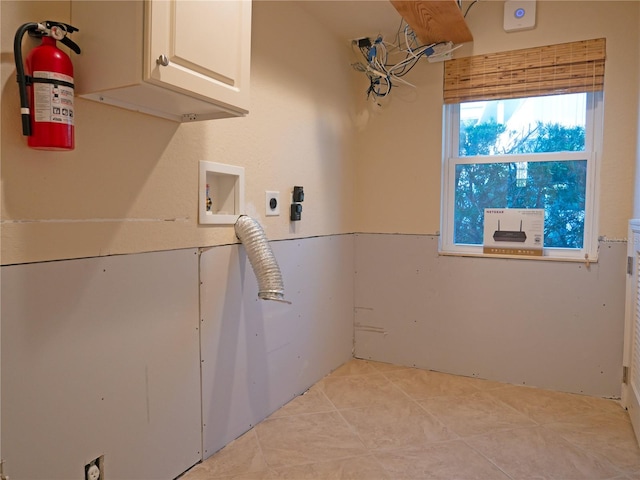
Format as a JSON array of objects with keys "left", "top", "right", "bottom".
[{"left": 504, "top": 0, "right": 536, "bottom": 32}]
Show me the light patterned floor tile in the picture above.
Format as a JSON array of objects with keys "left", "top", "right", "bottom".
[
  {"left": 375, "top": 440, "right": 511, "bottom": 479},
  {"left": 320, "top": 372, "right": 409, "bottom": 409},
  {"left": 366, "top": 359, "right": 413, "bottom": 373},
  {"left": 208, "top": 471, "right": 275, "bottom": 480},
  {"left": 339, "top": 397, "right": 457, "bottom": 450},
  {"left": 582, "top": 395, "right": 627, "bottom": 416},
  {"left": 255, "top": 411, "right": 367, "bottom": 468},
  {"left": 181, "top": 429, "right": 267, "bottom": 479},
  {"left": 623, "top": 469, "right": 640, "bottom": 480},
  {"left": 271, "top": 455, "right": 391, "bottom": 480},
  {"left": 328, "top": 359, "right": 380, "bottom": 377},
  {"left": 466, "top": 376, "right": 512, "bottom": 391},
  {"left": 545, "top": 412, "right": 640, "bottom": 473},
  {"left": 465, "top": 425, "right": 621, "bottom": 480},
  {"left": 182, "top": 359, "right": 639, "bottom": 480},
  {"left": 384, "top": 367, "right": 483, "bottom": 399},
  {"left": 417, "top": 390, "right": 536, "bottom": 437},
  {"left": 269, "top": 385, "right": 335, "bottom": 418},
  {"left": 487, "top": 384, "right": 612, "bottom": 424}
]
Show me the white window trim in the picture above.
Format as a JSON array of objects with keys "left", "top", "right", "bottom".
[{"left": 440, "top": 92, "right": 603, "bottom": 262}]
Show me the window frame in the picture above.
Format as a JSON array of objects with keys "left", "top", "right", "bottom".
[{"left": 440, "top": 91, "right": 603, "bottom": 261}]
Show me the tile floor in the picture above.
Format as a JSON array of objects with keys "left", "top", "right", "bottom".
[{"left": 181, "top": 359, "right": 640, "bottom": 479}]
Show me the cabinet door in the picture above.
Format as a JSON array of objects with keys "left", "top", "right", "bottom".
[{"left": 146, "top": 0, "right": 251, "bottom": 114}]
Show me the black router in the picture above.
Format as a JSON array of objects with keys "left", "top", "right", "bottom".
[{"left": 493, "top": 220, "right": 527, "bottom": 242}]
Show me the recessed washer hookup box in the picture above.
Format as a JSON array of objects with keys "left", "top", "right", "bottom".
[{"left": 483, "top": 208, "right": 544, "bottom": 256}]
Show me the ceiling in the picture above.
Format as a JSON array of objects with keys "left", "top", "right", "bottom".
[{"left": 294, "top": 1, "right": 405, "bottom": 44}]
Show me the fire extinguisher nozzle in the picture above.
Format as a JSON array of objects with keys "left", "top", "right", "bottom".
[{"left": 21, "top": 114, "right": 32, "bottom": 137}]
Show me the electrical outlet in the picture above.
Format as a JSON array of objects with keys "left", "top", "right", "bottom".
[
  {"left": 427, "top": 42, "right": 460, "bottom": 63},
  {"left": 85, "top": 456, "right": 104, "bottom": 480},
  {"left": 87, "top": 465, "right": 100, "bottom": 480},
  {"left": 266, "top": 191, "right": 280, "bottom": 216}
]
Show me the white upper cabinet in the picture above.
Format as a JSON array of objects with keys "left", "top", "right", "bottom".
[{"left": 71, "top": 0, "right": 251, "bottom": 122}]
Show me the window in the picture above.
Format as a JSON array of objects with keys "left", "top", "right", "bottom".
[
  {"left": 440, "top": 39, "right": 605, "bottom": 261},
  {"left": 442, "top": 93, "right": 602, "bottom": 260}
]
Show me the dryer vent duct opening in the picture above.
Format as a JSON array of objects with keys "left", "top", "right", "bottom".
[{"left": 234, "top": 215, "right": 287, "bottom": 303}]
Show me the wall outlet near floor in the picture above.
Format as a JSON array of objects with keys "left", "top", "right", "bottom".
[
  {"left": 85, "top": 455, "right": 104, "bottom": 480},
  {"left": 266, "top": 191, "right": 280, "bottom": 216}
]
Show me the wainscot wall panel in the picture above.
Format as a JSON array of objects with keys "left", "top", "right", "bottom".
[
  {"left": 200, "top": 234, "right": 355, "bottom": 458},
  {"left": 1, "top": 249, "right": 202, "bottom": 479},
  {"left": 354, "top": 234, "right": 627, "bottom": 398}
]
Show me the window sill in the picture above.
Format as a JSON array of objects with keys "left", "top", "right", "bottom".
[{"left": 438, "top": 250, "right": 598, "bottom": 265}]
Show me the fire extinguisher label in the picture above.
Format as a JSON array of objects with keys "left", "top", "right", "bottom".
[{"left": 32, "top": 71, "right": 74, "bottom": 126}]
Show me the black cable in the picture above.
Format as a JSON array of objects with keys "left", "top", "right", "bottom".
[
  {"left": 14, "top": 22, "right": 39, "bottom": 137},
  {"left": 356, "top": 26, "right": 439, "bottom": 99},
  {"left": 371, "top": 77, "right": 391, "bottom": 98},
  {"left": 389, "top": 57, "right": 418, "bottom": 77},
  {"left": 464, "top": 0, "right": 479, "bottom": 18},
  {"left": 386, "top": 45, "right": 433, "bottom": 77},
  {"left": 394, "top": 56, "right": 422, "bottom": 77},
  {"left": 393, "top": 18, "right": 404, "bottom": 48}
]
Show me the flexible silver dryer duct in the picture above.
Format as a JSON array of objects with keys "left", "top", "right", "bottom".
[{"left": 234, "top": 215, "right": 287, "bottom": 302}]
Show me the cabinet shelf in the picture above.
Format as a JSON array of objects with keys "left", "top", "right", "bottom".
[{"left": 390, "top": 0, "right": 473, "bottom": 45}]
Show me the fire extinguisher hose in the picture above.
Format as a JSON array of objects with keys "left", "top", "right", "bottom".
[{"left": 14, "top": 22, "right": 39, "bottom": 137}]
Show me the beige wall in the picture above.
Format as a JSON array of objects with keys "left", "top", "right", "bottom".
[
  {"left": 3, "top": 1, "right": 639, "bottom": 263},
  {"left": 354, "top": 1, "right": 640, "bottom": 239},
  {"left": 0, "top": 1, "right": 356, "bottom": 265}
]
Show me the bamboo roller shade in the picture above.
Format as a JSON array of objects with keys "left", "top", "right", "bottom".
[{"left": 443, "top": 38, "right": 606, "bottom": 104}]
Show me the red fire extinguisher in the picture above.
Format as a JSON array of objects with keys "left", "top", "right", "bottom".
[{"left": 14, "top": 21, "right": 81, "bottom": 151}]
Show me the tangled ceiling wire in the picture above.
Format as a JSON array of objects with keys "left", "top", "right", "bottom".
[{"left": 351, "top": 21, "right": 460, "bottom": 101}]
